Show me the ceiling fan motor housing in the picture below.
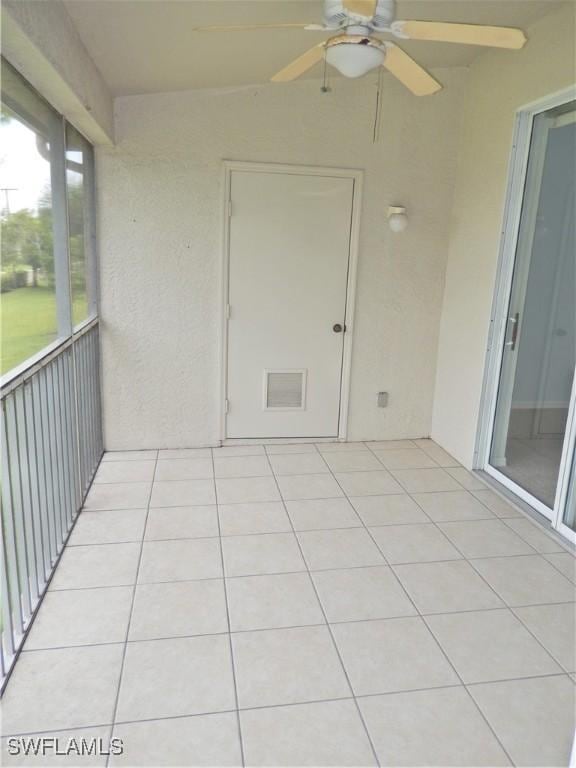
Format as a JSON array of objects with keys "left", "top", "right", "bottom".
[{"left": 323, "top": 0, "right": 396, "bottom": 30}]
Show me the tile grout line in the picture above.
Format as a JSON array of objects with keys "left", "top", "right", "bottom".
[
  {"left": 405, "top": 440, "right": 461, "bottom": 468},
  {"left": 406, "top": 488, "right": 576, "bottom": 556},
  {"left": 104, "top": 449, "right": 159, "bottom": 768},
  {"left": 417, "top": 604, "right": 532, "bottom": 768},
  {"left": 448, "top": 535, "right": 576, "bottom": 669},
  {"left": 264, "top": 444, "right": 320, "bottom": 456},
  {"left": 95, "top": 463, "right": 473, "bottom": 486},
  {"left": 402, "top": 494, "right": 573, "bottom": 762},
  {"left": 499, "top": 514, "right": 575, "bottom": 555},
  {"left": 261, "top": 449, "right": 383, "bottom": 768},
  {"left": 540, "top": 553, "right": 576, "bottom": 584},
  {"left": 405, "top": 491, "right": 571, "bottom": 591},
  {"left": 19, "top": 599, "right": 576, "bottom": 655},
  {"left": 64, "top": 525, "right": 571, "bottom": 547},
  {"left": 363, "top": 441, "right": 443, "bottom": 474},
  {"left": 3, "top": 488, "right": 569, "bottom": 764},
  {"left": 84, "top": 486, "right": 574, "bottom": 512},
  {"left": 362, "top": 441, "right": 468, "bottom": 493},
  {"left": 6, "top": 671, "right": 575, "bottom": 741},
  {"left": 326, "top": 462, "right": 518, "bottom": 767},
  {"left": 94, "top": 447, "right": 557, "bottom": 766},
  {"left": 11, "top": 442, "right": 574, "bottom": 760},
  {"left": 66, "top": 521, "right": 437, "bottom": 547},
  {"left": 94, "top": 445, "right": 465, "bottom": 487},
  {"left": 210, "top": 448, "right": 246, "bottom": 768},
  {"left": 403, "top": 488, "right": 571, "bottom": 746},
  {"left": 45, "top": 552, "right": 576, "bottom": 593},
  {"left": 465, "top": 549, "right": 574, "bottom": 611},
  {"left": 508, "top": 604, "right": 576, "bottom": 676},
  {"left": 409, "top": 493, "right": 526, "bottom": 557}
]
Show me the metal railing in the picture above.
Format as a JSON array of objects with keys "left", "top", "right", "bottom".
[{"left": 0, "top": 319, "right": 103, "bottom": 691}]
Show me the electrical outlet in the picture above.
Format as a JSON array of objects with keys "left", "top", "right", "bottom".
[{"left": 377, "top": 392, "right": 389, "bottom": 408}]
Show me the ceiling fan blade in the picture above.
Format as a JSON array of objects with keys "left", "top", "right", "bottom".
[
  {"left": 393, "top": 20, "right": 526, "bottom": 49},
  {"left": 342, "top": 0, "right": 378, "bottom": 18},
  {"left": 271, "top": 43, "right": 326, "bottom": 82},
  {"left": 192, "top": 23, "right": 311, "bottom": 32},
  {"left": 383, "top": 44, "right": 442, "bottom": 96}
]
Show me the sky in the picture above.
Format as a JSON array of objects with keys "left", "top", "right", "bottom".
[{"left": 0, "top": 117, "right": 52, "bottom": 214}]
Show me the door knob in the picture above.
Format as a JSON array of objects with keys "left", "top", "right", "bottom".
[
  {"left": 333, "top": 324, "right": 344, "bottom": 333},
  {"left": 504, "top": 312, "right": 519, "bottom": 350}
]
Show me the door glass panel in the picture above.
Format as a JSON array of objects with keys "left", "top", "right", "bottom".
[
  {"left": 490, "top": 101, "right": 576, "bottom": 510},
  {"left": 563, "top": 451, "right": 576, "bottom": 532}
]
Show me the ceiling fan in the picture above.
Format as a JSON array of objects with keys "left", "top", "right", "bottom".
[{"left": 193, "top": 0, "right": 527, "bottom": 96}]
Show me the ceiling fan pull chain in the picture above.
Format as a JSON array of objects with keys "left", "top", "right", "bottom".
[
  {"left": 321, "top": 51, "right": 331, "bottom": 93},
  {"left": 373, "top": 64, "right": 383, "bottom": 143}
]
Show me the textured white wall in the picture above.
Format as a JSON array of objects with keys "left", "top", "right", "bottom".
[
  {"left": 432, "top": 4, "right": 576, "bottom": 469},
  {"left": 98, "top": 71, "right": 466, "bottom": 449}
]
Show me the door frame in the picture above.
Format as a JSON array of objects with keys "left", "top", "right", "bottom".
[
  {"left": 489, "top": 110, "right": 552, "bottom": 466},
  {"left": 219, "top": 160, "right": 364, "bottom": 442},
  {"left": 475, "top": 85, "right": 576, "bottom": 539}
]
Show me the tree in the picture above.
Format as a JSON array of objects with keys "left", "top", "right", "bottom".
[
  {"left": 1, "top": 207, "right": 52, "bottom": 286},
  {"left": 1, "top": 177, "right": 86, "bottom": 291},
  {"left": 66, "top": 181, "right": 86, "bottom": 290}
]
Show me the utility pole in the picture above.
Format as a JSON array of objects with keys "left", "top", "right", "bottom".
[{"left": 0, "top": 187, "right": 17, "bottom": 216}]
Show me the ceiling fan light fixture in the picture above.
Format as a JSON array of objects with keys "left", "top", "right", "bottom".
[{"left": 325, "top": 39, "right": 385, "bottom": 78}]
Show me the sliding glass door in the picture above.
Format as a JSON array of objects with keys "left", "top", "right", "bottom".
[
  {"left": 563, "top": 455, "right": 576, "bottom": 533},
  {"left": 486, "top": 97, "right": 575, "bottom": 534}
]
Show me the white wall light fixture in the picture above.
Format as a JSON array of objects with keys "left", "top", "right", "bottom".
[{"left": 387, "top": 205, "right": 408, "bottom": 233}]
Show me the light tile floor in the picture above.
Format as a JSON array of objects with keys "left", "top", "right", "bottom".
[{"left": 2, "top": 440, "right": 575, "bottom": 767}]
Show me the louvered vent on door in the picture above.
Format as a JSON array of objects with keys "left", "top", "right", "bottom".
[{"left": 265, "top": 370, "right": 306, "bottom": 409}]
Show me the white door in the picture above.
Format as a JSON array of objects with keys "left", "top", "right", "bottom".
[{"left": 225, "top": 168, "right": 355, "bottom": 439}]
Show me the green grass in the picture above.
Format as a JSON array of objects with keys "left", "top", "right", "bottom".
[
  {"left": 1, "top": 286, "right": 87, "bottom": 375},
  {"left": 72, "top": 290, "right": 88, "bottom": 328}
]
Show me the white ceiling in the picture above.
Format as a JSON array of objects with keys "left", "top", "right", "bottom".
[{"left": 63, "top": 0, "right": 564, "bottom": 95}]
